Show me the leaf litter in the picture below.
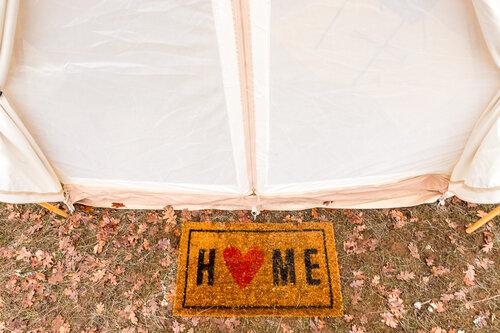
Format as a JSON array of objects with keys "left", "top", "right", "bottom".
[{"left": 0, "top": 200, "right": 498, "bottom": 332}]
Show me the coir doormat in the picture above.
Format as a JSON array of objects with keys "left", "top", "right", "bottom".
[{"left": 174, "top": 222, "right": 343, "bottom": 317}]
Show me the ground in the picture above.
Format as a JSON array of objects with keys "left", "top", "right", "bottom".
[{"left": 0, "top": 199, "right": 498, "bottom": 332}]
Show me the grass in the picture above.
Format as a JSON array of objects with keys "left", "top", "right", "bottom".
[{"left": 0, "top": 199, "right": 498, "bottom": 332}]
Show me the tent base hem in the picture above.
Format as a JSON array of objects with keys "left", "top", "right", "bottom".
[
  {"left": 0, "top": 191, "right": 64, "bottom": 204},
  {"left": 449, "top": 181, "right": 500, "bottom": 204},
  {"left": 62, "top": 174, "right": 450, "bottom": 210}
]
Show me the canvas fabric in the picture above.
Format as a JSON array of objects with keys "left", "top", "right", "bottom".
[{"left": 0, "top": 0, "right": 498, "bottom": 209}]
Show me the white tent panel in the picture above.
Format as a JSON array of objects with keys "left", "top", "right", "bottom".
[
  {"left": 254, "top": 0, "right": 499, "bottom": 195},
  {"left": 449, "top": 0, "right": 500, "bottom": 203},
  {"left": 5, "top": 0, "right": 249, "bottom": 196},
  {"left": 0, "top": 95, "right": 62, "bottom": 203},
  {"left": 0, "top": 0, "right": 498, "bottom": 209},
  {"left": 472, "top": 0, "right": 500, "bottom": 67},
  {"left": 0, "top": 0, "right": 62, "bottom": 203}
]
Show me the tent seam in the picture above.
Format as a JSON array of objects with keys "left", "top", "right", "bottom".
[{"left": 231, "top": 0, "right": 257, "bottom": 196}]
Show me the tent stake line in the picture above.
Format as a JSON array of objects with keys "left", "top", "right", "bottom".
[
  {"left": 466, "top": 205, "right": 500, "bottom": 234},
  {"left": 37, "top": 202, "right": 69, "bottom": 218}
]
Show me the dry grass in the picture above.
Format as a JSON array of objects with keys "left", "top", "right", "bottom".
[{"left": 0, "top": 199, "right": 498, "bottom": 332}]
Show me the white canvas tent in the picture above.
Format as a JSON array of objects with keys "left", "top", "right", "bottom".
[{"left": 0, "top": 0, "right": 499, "bottom": 211}]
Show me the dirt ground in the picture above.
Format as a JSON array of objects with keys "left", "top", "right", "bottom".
[{"left": 0, "top": 199, "right": 498, "bottom": 332}]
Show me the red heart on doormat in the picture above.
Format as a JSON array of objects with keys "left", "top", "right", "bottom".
[{"left": 223, "top": 246, "right": 264, "bottom": 288}]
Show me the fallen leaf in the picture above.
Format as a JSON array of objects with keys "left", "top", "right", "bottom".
[
  {"left": 463, "top": 264, "right": 476, "bottom": 286},
  {"left": 396, "top": 271, "right": 415, "bottom": 282},
  {"left": 350, "top": 279, "right": 364, "bottom": 289},
  {"left": 96, "top": 302, "right": 105, "bottom": 315},
  {"left": 431, "top": 266, "right": 450, "bottom": 277},
  {"left": 476, "top": 210, "right": 487, "bottom": 218},
  {"left": 16, "top": 247, "right": 32, "bottom": 261},
  {"left": 172, "top": 320, "right": 185, "bottom": 333},
  {"left": 389, "top": 209, "right": 407, "bottom": 229},
  {"left": 280, "top": 323, "right": 293, "bottom": 333},
  {"left": 408, "top": 242, "right": 420, "bottom": 259},
  {"left": 473, "top": 312, "right": 489, "bottom": 328},
  {"left": 51, "top": 315, "right": 70, "bottom": 333},
  {"left": 430, "top": 327, "right": 446, "bottom": 333},
  {"left": 349, "top": 325, "right": 366, "bottom": 333},
  {"left": 343, "top": 314, "right": 354, "bottom": 322},
  {"left": 482, "top": 231, "right": 493, "bottom": 253},
  {"left": 344, "top": 210, "right": 364, "bottom": 225},
  {"left": 137, "top": 223, "right": 147, "bottom": 234},
  {"left": 380, "top": 312, "right": 398, "bottom": 328},
  {"left": 91, "top": 269, "right": 106, "bottom": 283},
  {"left": 475, "top": 257, "right": 494, "bottom": 270}
]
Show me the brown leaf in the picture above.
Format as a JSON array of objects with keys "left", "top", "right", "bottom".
[
  {"left": 172, "top": 320, "right": 185, "bottom": 333},
  {"left": 51, "top": 315, "right": 70, "bottom": 333},
  {"left": 78, "top": 204, "right": 94, "bottom": 213},
  {"left": 396, "top": 271, "right": 416, "bottom": 282},
  {"left": 63, "top": 287, "right": 78, "bottom": 302},
  {"left": 344, "top": 210, "right": 363, "bottom": 225},
  {"left": 463, "top": 264, "right": 476, "bottom": 286},
  {"left": 380, "top": 312, "right": 398, "bottom": 328},
  {"left": 48, "top": 269, "right": 64, "bottom": 285},
  {"left": 91, "top": 269, "right": 106, "bottom": 283},
  {"left": 435, "top": 301, "right": 445, "bottom": 313},
  {"left": 430, "top": 327, "right": 446, "bottom": 333},
  {"left": 93, "top": 240, "right": 106, "bottom": 254},
  {"left": 351, "top": 290, "right": 362, "bottom": 305},
  {"left": 350, "top": 279, "right": 364, "bottom": 289},
  {"left": 343, "top": 314, "right": 354, "bottom": 322},
  {"left": 162, "top": 206, "right": 176, "bottom": 223},
  {"left": 475, "top": 257, "right": 494, "bottom": 270},
  {"left": 473, "top": 312, "right": 489, "bottom": 328},
  {"left": 408, "top": 242, "right": 420, "bottom": 259},
  {"left": 16, "top": 247, "right": 32, "bottom": 261},
  {"left": 389, "top": 209, "right": 407, "bottom": 229},
  {"left": 280, "top": 323, "right": 293, "bottom": 333},
  {"left": 96, "top": 302, "right": 105, "bottom": 315},
  {"left": 349, "top": 325, "right": 366, "bottom": 333},
  {"left": 431, "top": 266, "right": 450, "bottom": 277},
  {"left": 111, "top": 202, "right": 125, "bottom": 208},
  {"left": 141, "top": 299, "right": 158, "bottom": 318},
  {"left": 22, "top": 289, "right": 35, "bottom": 308},
  {"left": 476, "top": 210, "right": 487, "bottom": 218},
  {"left": 137, "top": 223, "right": 148, "bottom": 234},
  {"left": 482, "top": 231, "right": 493, "bottom": 253},
  {"left": 122, "top": 305, "right": 138, "bottom": 325},
  {"left": 157, "top": 238, "right": 171, "bottom": 251}
]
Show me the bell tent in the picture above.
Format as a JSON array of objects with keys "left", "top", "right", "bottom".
[{"left": 0, "top": 0, "right": 499, "bottom": 211}]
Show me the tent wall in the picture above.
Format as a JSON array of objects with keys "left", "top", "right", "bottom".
[
  {"left": 0, "top": 0, "right": 62, "bottom": 203},
  {"left": 252, "top": 0, "right": 498, "bottom": 197},
  {"left": 0, "top": 0, "right": 498, "bottom": 209},
  {"left": 4, "top": 0, "right": 250, "bottom": 208},
  {"left": 449, "top": 0, "right": 500, "bottom": 203}
]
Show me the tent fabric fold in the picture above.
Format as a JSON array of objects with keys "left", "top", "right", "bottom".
[
  {"left": 63, "top": 173, "right": 448, "bottom": 210},
  {"left": 0, "top": 0, "right": 499, "bottom": 209},
  {"left": 0, "top": 0, "right": 63, "bottom": 203},
  {"left": 449, "top": 0, "right": 500, "bottom": 203},
  {"left": 0, "top": 95, "right": 63, "bottom": 203}
]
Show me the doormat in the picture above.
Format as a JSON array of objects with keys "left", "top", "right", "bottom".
[{"left": 174, "top": 222, "right": 343, "bottom": 317}]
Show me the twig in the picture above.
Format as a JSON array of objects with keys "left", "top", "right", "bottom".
[{"left": 472, "top": 294, "right": 500, "bottom": 304}]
